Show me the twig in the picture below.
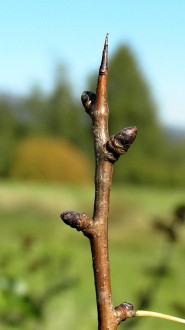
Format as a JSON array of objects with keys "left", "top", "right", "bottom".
[
  {"left": 81, "top": 33, "right": 117, "bottom": 329},
  {"left": 60, "top": 35, "right": 185, "bottom": 329},
  {"left": 61, "top": 34, "right": 137, "bottom": 329},
  {"left": 115, "top": 302, "right": 185, "bottom": 325},
  {"left": 81, "top": 34, "right": 137, "bottom": 329},
  {"left": 135, "top": 310, "right": 185, "bottom": 324}
]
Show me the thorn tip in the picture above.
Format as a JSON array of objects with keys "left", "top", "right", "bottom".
[
  {"left": 100, "top": 34, "right": 108, "bottom": 74},
  {"left": 105, "top": 33, "right": 108, "bottom": 45}
]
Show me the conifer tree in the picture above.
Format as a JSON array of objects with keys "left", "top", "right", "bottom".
[{"left": 88, "top": 45, "right": 165, "bottom": 184}]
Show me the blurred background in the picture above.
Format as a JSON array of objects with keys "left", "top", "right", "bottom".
[{"left": 0, "top": 1, "right": 185, "bottom": 329}]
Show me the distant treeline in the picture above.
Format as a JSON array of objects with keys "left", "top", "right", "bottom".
[{"left": 0, "top": 45, "right": 185, "bottom": 185}]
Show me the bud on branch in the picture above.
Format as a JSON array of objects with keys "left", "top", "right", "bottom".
[
  {"left": 104, "top": 126, "right": 137, "bottom": 162},
  {"left": 81, "top": 91, "right": 96, "bottom": 115},
  {"left": 61, "top": 211, "right": 93, "bottom": 232}
]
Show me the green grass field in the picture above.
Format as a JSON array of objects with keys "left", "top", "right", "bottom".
[{"left": 0, "top": 180, "right": 185, "bottom": 330}]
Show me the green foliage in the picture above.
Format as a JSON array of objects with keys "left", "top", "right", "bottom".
[
  {"left": 10, "top": 137, "right": 92, "bottom": 184},
  {"left": 0, "top": 98, "right": 17, "bottom": 176},
  {"left": 0, "top": 137, "right": 15, "bottom": 177},
  {"left": 88, "top": 45, "right": 185, "bottom": 185},
  {"left": 0, "top": 181, "right": 185, "bottom": 329},
  {"left": 0, "top": 49, "right": 184, "bottom": 185},
  {"left": 108, "top": 45, "right": 163, "bottom": 157},
  {"left": 47, "top": 65, "right": 77, "bottom": 139},
  {"left": 89, "top": 45, "right": 161, "bottom": 138},
  {"left": 22, "top": 65, "right": 92, "bottom": 152},
  {"left": 22, "top": 85, "right": 50, "bottom": 135}
]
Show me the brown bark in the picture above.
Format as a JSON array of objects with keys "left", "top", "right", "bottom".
[
  {"left": 60, "top": 34, "right": 184, "bottom": 329},
  {"left": 84, "top": 35, "right": 117, "bottom": 329},
  {"left": 61, "top": 34, "right": 137, "bottom": 329}
]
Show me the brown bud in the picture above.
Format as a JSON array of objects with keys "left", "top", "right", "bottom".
[
  {"left": 81, "top": 91, "right": 96, "bottom": 113},
  {"left": 104, "top": 127, "right": 137, "bottom": 162},
  {"left": 61, "top": 211, "right": 80, "bottom": 228},
  {"left": 61, "top": 211, "right": 91, "bottom": 232}
]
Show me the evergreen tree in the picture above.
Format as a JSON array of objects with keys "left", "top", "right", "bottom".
[
  {"left": 88, "top": 45, "right": 165, "bottom": 184},
  {"left": 23, "top": 64, "right": 86, "bottom": 147},
  {"left": 48, "top": 65, "right": 71, "bottom": 136},
  {"left": 0, "top": 96, "right": 18, "bottom": 176},
  {"left": 23, "top": 85, "right": 49, "bottom": 135},
  {"left": 108, "top": 45, "right": 163, "bottom": 157},
  {"left": 47, "top": 64, "right": 93, "bottom": 151}
]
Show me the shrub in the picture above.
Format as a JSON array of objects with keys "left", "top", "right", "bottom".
[{"left": 10, "top": 137, "right": 92, "bottom": 184}]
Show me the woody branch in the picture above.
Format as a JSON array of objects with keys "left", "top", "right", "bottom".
[{"left": 61, "top": 34, "right": 137, "bottom": 329}]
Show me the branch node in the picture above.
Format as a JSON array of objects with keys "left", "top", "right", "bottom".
[
  {"left": 104, "top": 126, "right": 137, "bottom": 162},
  {"left": 61, "top": 211, "right": 92, "bottom": 232},
  {"left": 115, "top": 302, "right": 136, "bottom": 324}
]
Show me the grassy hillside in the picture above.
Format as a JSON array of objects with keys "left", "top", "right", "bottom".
[{"left": 0, "top": 180, "right": 185, "bottom": 330}]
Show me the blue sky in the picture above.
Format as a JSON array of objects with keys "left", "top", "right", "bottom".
[{"left": 0, "top": 0, "right": 185, "bottom": 128}]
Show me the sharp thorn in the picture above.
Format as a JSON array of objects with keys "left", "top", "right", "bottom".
[{"left": 99, "top": 33, "right": 109, "bottom": 74}]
